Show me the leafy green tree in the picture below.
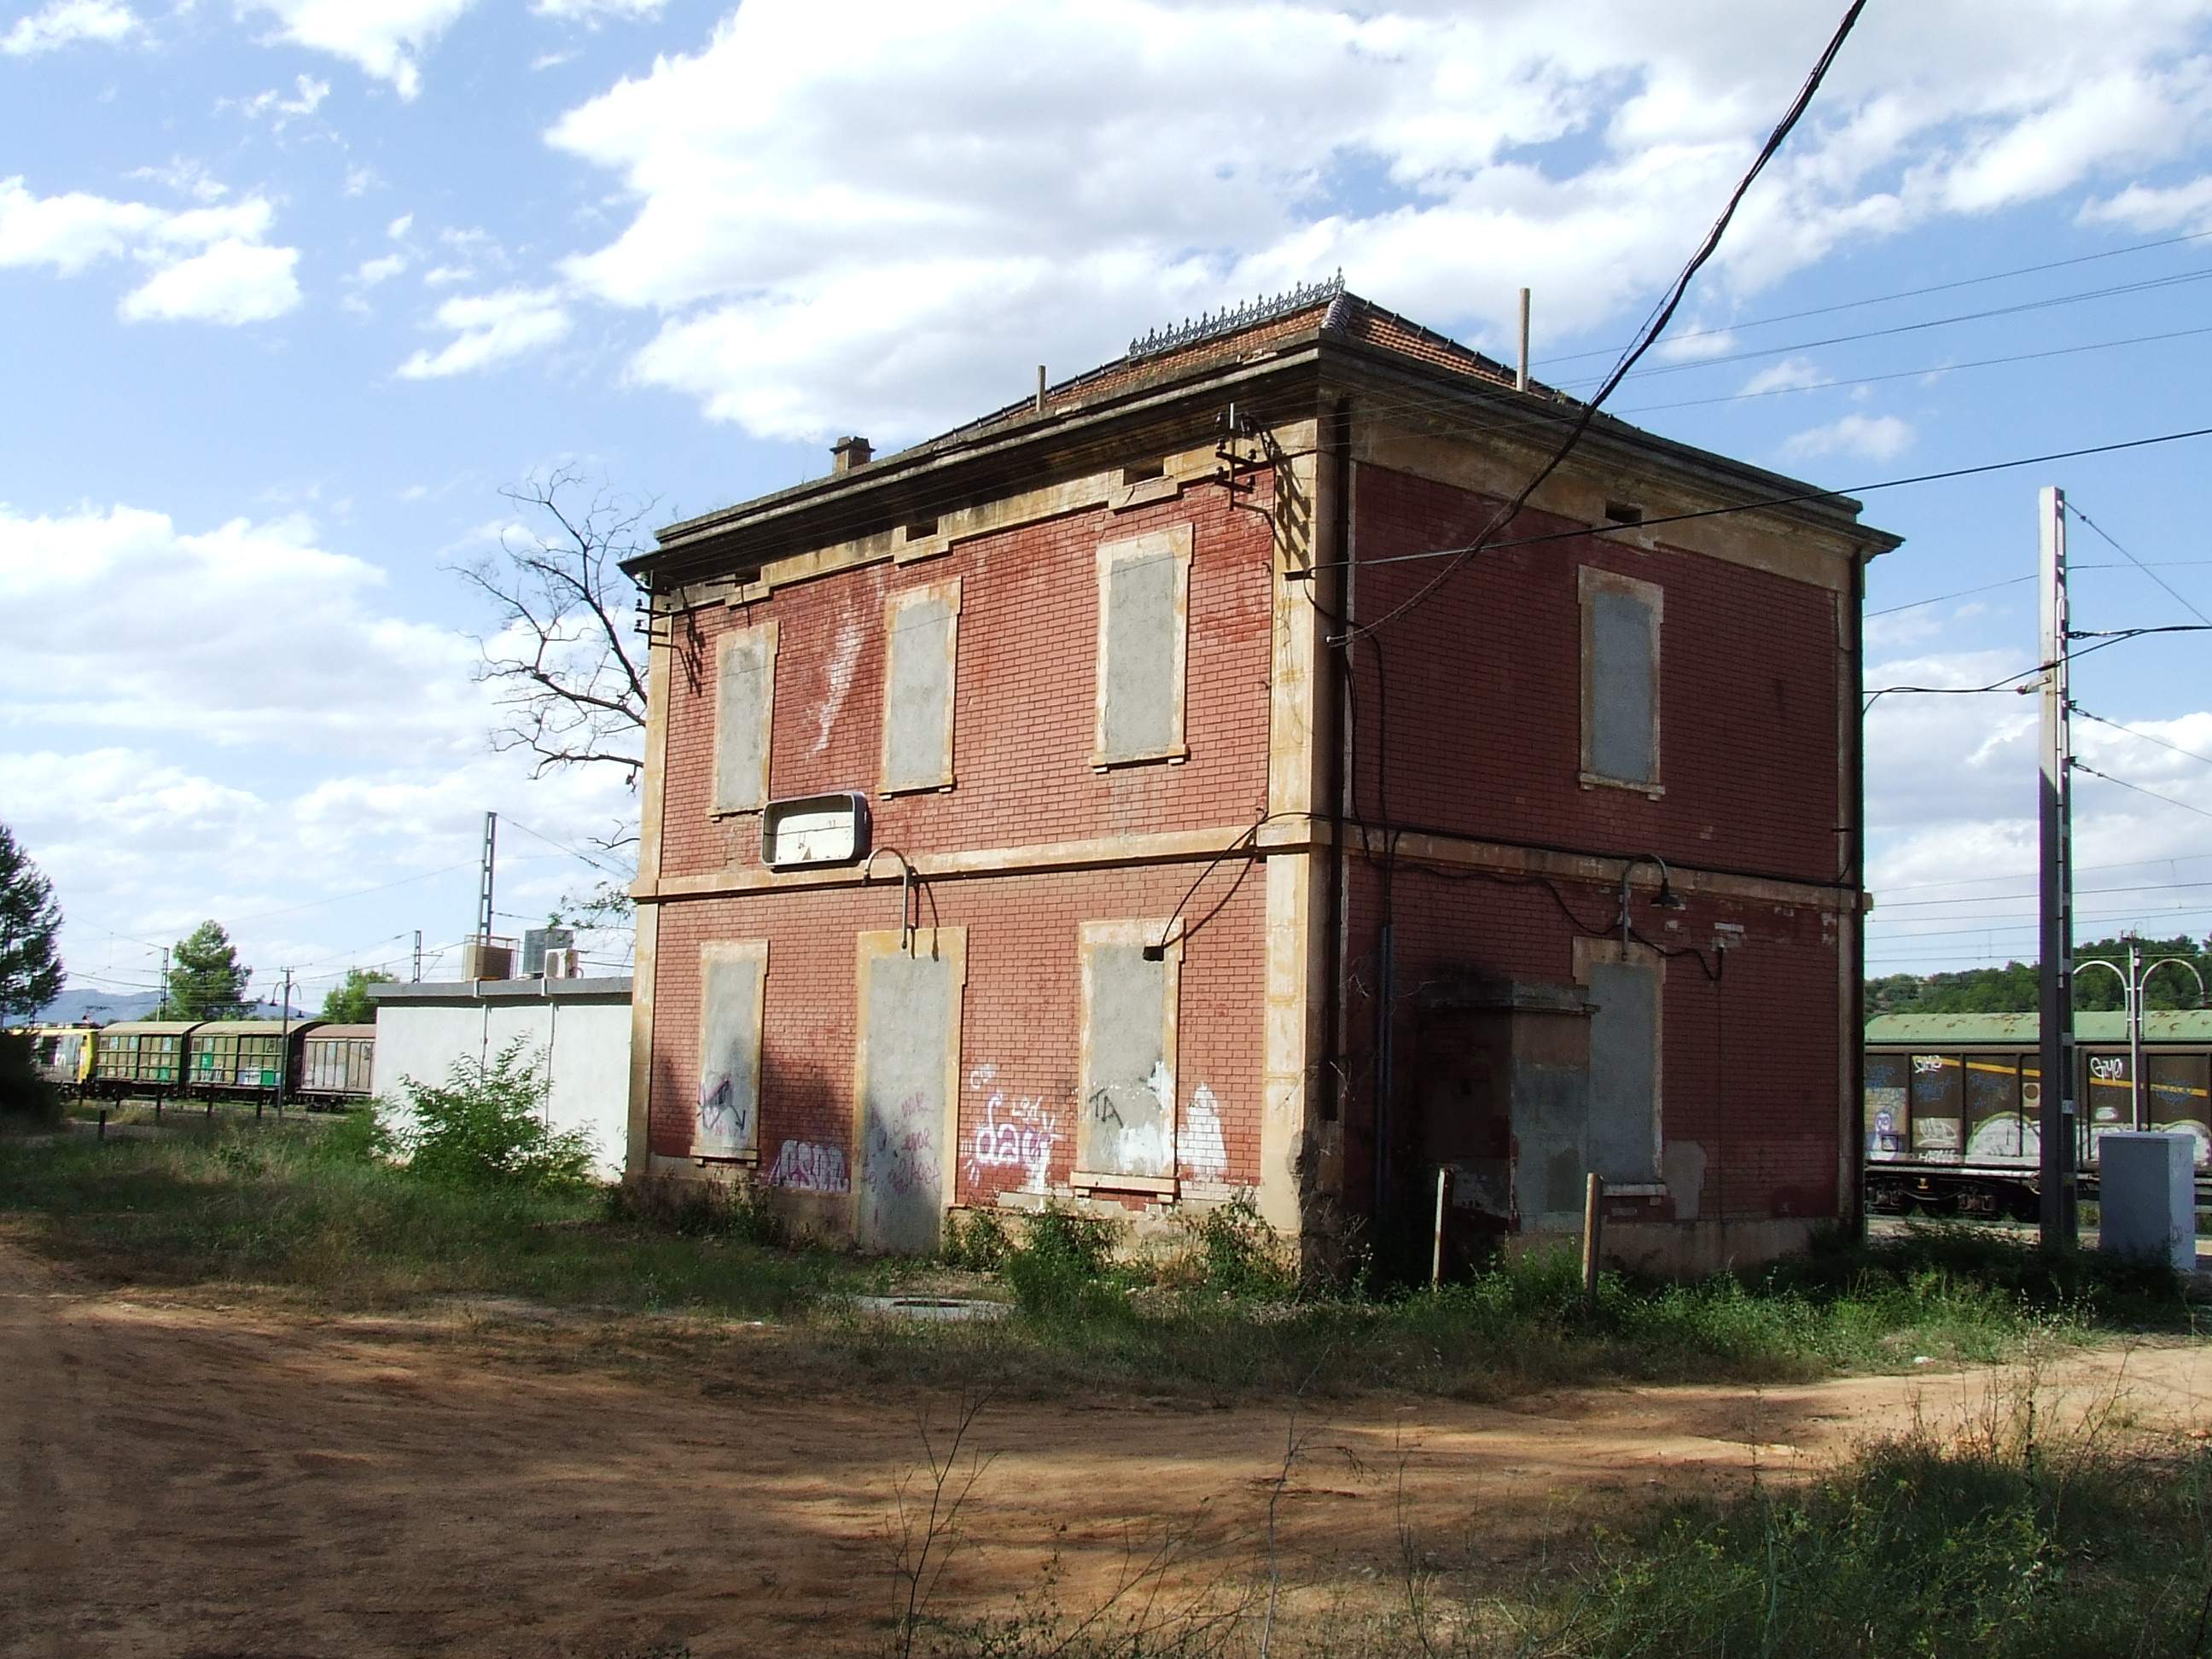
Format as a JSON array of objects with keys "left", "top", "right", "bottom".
[
  {"left": 1867, "top": 932, "right": 2212, "bottom": 1018},
  {"left": 167, "top": 920, "right": 250, "bottom": 1021},
  {"left": 0, "top": 823, "right": 64, "bottom": 1025},
  {"left": 319, "top": 968, "right": 395, "bottom": 1024}
]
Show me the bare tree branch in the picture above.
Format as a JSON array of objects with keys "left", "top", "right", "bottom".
[{"left": 457, "top": 469, "right": 654, "bottom": 786}]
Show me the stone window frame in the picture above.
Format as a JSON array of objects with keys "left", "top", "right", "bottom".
[
  {"left": 710, "top": 618, "right": 778, "bottom": 818},
  {"left": 1071, "top": 917, "right": 1185, "bottom": 1196},
  {"left": 877, "top": 575, "right": 962, "bottom": 797},
  {"left": 692, "top": 937, "right": 769, "bottom": 1167},
  {"left": 1577, "top": 565, "right": 1665, "bottom": 799},
  {"left": 1091, "top": 524, "right": 1193, "bottom": 770},
  {"left": 1571, "top": 934, "right": 1668, "bottom": 1195}
]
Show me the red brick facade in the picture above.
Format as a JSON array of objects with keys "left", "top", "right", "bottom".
[{"left": 626, "top": 291, "right": 1897, "bottom": 1272}]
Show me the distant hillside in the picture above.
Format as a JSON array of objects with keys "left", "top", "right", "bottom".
[{"left": 30, "top": 988, "right": 294, "bottom": 1025}]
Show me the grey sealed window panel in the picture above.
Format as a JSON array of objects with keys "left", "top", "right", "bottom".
[
  {"left": 1084, "top": 942, "right": 1173, "bottom": 1177},
  {"left": 1586, "top": 958, "right": 1660, "bottom": 1184},
  {"left": 1588, "top": 588, "right": 1656, "bottom": 785},
  {"left": 883, "top": 593, "right": 955, "bottom": 792},
  {"left": 1101, "top": 553, "right": 1179, "bottom": 760}
]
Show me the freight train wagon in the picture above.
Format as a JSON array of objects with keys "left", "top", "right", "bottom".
[
  {"left": 84, "top": 1019, "right": 381, "bottom": 1109},
  {"left": 25, "top": 1025, "right": 98, "bottom": 1092},
  {"left": 1866, "top": 1011, "right": 2212, "bottom": 1218}
]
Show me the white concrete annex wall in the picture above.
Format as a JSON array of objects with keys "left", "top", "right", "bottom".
[{"left": 369, "top": 981, "right": 632, "bottom": 1179}]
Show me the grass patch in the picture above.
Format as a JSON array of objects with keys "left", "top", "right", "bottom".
[
  {"left": 0, "top": 1117, "right": 873, "bottom": 1318},
  {"left": 0, "top": 1131, "right": 2189, "bottom": 1403},
  {"left": 813, "top": 1204, "right": 2189, "bottom": 1404},
  {"left": 929, "top": 1406, "right": 2212, "bottom": 1656}
]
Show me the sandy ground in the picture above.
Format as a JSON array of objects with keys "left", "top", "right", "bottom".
[{"left": 3, "top": 1239, "right": 2208, "bottom": 1658}]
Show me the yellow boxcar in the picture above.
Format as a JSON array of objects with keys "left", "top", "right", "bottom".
[{"left": 26, "top": 1026, "right": 99, "bottom": 1092}]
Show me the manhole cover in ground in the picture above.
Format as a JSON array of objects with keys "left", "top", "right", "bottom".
[{"left": 851, "top": 1295, "right": 1010, "bottom": 1323}]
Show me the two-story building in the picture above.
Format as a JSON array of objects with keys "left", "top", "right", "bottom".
[{"left": 621, "top": 277, "right": 1901, "bottom": 1274}]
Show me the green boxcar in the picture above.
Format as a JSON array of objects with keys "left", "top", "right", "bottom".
[
  {"left": 184, "top": 1021, "right": 318, "bottom": 1095},
  {"left": 90, "top": 1022, "right": 201, "bottom": 1094}
]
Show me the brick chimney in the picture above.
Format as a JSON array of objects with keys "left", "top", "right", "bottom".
[{"left": 831, "top": 434, "right": 872, "bottom": 474}]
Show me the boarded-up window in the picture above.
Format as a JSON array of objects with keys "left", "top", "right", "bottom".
[
  {"left": 1579, "top": 567, "right": 1662, "bottom": 791},
  {"left": 1093, "top": 526, "right": 1191, "bottom": 766},
  {"left": 1074, "top": 920, "right": 1182, "bottom": 1188},
  {"left": 1576, "top": 938, "right": 1662, "bottom": 1185},
  {"left": 695, "top": 940, "right": 767, "bottom": 1160},
  {"left": 713, "top": 620, "right": 777, "bottom": 814},
  {"left": 880, "top": 578, "right": 960, "bottom": 794},
  {"left": 853, "top": 928, "right": 966, "bottom": 1253}
]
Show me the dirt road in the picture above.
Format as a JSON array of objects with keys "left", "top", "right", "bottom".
[{"left": 3, "top": 1238, "right": 2206, "bottom": 1657}]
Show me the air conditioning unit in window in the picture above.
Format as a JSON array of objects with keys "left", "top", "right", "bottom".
[
  {"left": 461, "top": 937, "right": 516, "bottom": 981},
  {"left": 761, "top": 791, "right": 871, "bottom": 869}
]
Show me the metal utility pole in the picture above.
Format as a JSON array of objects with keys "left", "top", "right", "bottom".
[
  {"left": 157, "top": 946, "right": 170, "bottom": 1019},
  {"left": 2037, "top": 486, "right": 2077, "bottom": 1249},
  {"left": 412, "top": 929, "right": 423, "bottom": 983},
  {"left": 477, "top": 812, "right": 498, "bottom": 944},
  {"left": 276, "top": 967, "right": 292, "bottom": 1116},
  {"left": 2081, "top": 945, "right": 2209, "bottom": 1131}
]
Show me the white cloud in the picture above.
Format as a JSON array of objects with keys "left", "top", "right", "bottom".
[
  {"left": 396, "top": 285, "right": 572, "bottom": 378},
  {"left": 343, "top": 166, "right": 378, "bottom": 197},
  {"left": 386, "top": 212, "right": 413, "bottom": 239},
  {"left": 1784, "top": 411, "right": 1914, "bottom": 462},
  {"left": 0, "top": 0, "right": 137, "bottom": 55},
  {"left": 0, "top": 503, "right": 478, "bottom": 749},
  {"left": 2081, "top": 172, "right": 2212, "bottom": 232},
  {"left": 1651, "top": 329, "right": 1740, "bottom": 364},
  {"left": 223, "top": 73, "right": 330, "bottom": 125},
  {"left": 538, "top": 0, "right": 2212, "bottom": 442},
  {"left": 533, "top": 0, "right": 660, "bottom": 17},
  {"left": 352, "top": 251, "right": 406, "bottom": 286},
  {"left": 0, "top": 175, "right": 301, "bottom": 323},
  {"left": 0, "top": 498, "right": 636, "bottom": 1004},
  {"left": 240, "top": 0, "right": 476, "bottom": 100},
  {"left": 422, "top": 262, "right": 471, "bottom": 286},
  {"left": 1861, "top": 656, "right": 2212, "bottom": 968},
  {"left": 119, "top": 238, "right": 300, "bottom": 323},
  {"left": 127, "top": 158, "right": 230, "bottom": 203},
  {"left": 1740, "top": 354, "right": 1831, "bottom": 396}
]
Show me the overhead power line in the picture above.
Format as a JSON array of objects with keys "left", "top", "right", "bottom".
[
  {"left": 1302, "top": 422, "right": 2212, "bottom": 585},
  {"left": 1556, "top": 267, "right": 2212, "bottom": 390},
  {"left": 1337, "top": 0, "right": 1866, "bottom": 643},
  {"left": 2076, "top": 708, "right": 2212, "bottom": 771},
  {"left": 1536, "top": 225, "right": 2212, "bottom": 369},
  {"left": 2073, "top": 761, "right": 2212, "bottom": 824},
  {"left": 2064, "top": 498, "right": 2212, "bottom": 627}
]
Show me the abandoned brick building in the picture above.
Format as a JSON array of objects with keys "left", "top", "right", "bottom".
[{"left": 621, "top": 276, "right": 1902, "bottom": 1273}]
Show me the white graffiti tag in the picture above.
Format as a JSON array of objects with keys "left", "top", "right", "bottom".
[
  {"left": 964, "top": 1063, "right": 1059, "bottom": 1193},
  {"left": 767, "top": 1139, "right": 849, "bottom": 1194},
  {"left": 1181, "top": 1083, "right": 1228, "bottom": 1181}
]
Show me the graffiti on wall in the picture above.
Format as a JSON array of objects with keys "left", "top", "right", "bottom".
[
  {"left": 767, "top": 1139, "right": 849, "bottom": 1193},
  {"left": 697, "top": 1071, "right": 754, "bottom": 1153},
  {"left": 1181, "top": 1083, "right": 1228, "bottom": 1180},
  {"left": 964, "top": 1062, "right": 1059, "bottom": 1192},
  {"left": 865, "top": 1089, "right": 940, "bottom": 1200}
]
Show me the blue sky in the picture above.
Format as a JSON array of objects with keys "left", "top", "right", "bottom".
[{"left": 4, "top": 0, "right": 2212, "bottom": 1010}]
